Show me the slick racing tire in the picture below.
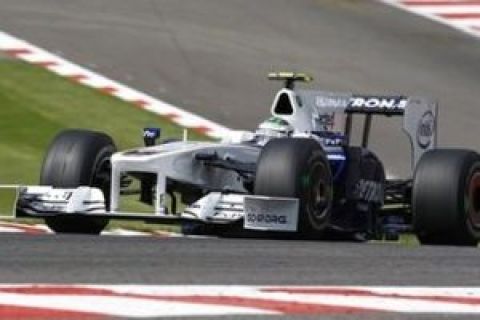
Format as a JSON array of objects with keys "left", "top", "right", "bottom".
[
  {"left": 255, "top": 138, "right": 333, "bottom": 236},
  {"left": 40, "top": 129, "right": 116, "bottom": 234},
  {"left": 413, "top": 149, "right": 480, "bottom": 246}
]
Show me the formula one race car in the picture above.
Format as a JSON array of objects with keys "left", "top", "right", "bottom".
[{"left": 10, "top": 72, "right": 480, "bottom": 246}]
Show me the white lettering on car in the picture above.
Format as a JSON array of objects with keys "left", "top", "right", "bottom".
[
  {"left": 348, "top": 97, "right": 407, "bottom": 110},
  {"left": 354, "top": 179, "right": 384, "bottom": 203}
]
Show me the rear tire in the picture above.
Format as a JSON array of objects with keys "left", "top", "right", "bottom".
[
  {"left": 40, "top": 129, "right": 116, "bottom": 234},
  {"left": 254, "top": 138, "right": 333, "bottom": 236},
  {"left": 413, "top": 149, "right": 480, "bottom": 246}
]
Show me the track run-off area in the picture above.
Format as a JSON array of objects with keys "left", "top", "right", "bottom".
[{"left": 1, "top": 0, "right": 480, "bottom": 319}]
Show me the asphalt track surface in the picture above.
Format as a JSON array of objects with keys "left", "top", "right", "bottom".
[
  {"left": 1, "top": 233, "right": 480, "bottom": 285},
  {"left": 0, "top": 234, "right": 479, "bottom": 320},
  {"left": 1, "top": 0, "right": 480, "bottom": 319}
]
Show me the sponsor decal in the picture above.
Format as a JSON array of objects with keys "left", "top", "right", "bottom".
[
  {"left": 347, "top": 96, "right": 407, "bottom": 111},
  {"left": 246, "top": 213, "right": 287, "bottom": 224},
  {"left": 244, "top": 196, "right": 298, "bottom": 232},
  {"left": 44, "top": 190, "right": 73, "bottom": 202},
  {"left": 354, "top": 179, "right": 384, "bottom": 203},
  {"left": 315, "top": 96, "right": 349, "bottom": 109},
  {"left": 314, "top": 131, "right": 345, "bottom": 147},
  {"left": 143, "top": 128, "right": 160, "bottom": 139},
  {"left": 323, "top": 137, "right": 344, "bottom": 147},
  {"left": 416, "top": 111, "right": 435, "bottom": 149},
  {"left": 213, "top": 211, "right": 243, "bottom": 220}
]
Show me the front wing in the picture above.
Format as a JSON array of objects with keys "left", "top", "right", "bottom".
[{"left": 2, "top": 186, "right": 300, "bottom": 233}]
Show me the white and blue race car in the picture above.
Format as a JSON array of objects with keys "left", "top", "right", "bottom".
[{"left": 11, "top": 72, "right": 480, "bottom": 246}]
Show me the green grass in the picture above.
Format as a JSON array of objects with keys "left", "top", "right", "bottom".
[
  {"left": 0, "top": 188, "right": 16, "bottom": 218},
  {"left": 370, "top": 234, "right": 419, "bottom": 246},
  {"left": 0, "top": 59, "right": 205, "bottom": 230},
  {"left": 0, "top": 60, "right": 205, "bottom": 184}
]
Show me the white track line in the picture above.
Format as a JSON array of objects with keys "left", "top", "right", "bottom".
[
  {"left": 381, "top": 0, "right": 480, "bottom": 38},
  {"left": 0, "top": 31, "right": 231, "bottom": 139}
]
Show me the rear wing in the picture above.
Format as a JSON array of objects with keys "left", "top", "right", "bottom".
[{"left": 271, "top": 89, "right": 438, "bottom": 170}]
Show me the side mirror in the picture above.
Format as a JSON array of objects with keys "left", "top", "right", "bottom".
[{"left": 143, "top": 127, "right": 161, "bottom": 146}]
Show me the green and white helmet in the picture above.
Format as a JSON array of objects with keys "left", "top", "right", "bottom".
[{"left": 256, "top": 117, "right": 294, "bottom": 138}]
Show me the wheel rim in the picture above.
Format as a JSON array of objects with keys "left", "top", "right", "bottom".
[
  {"left": 467, "top": 171, "right": 480, "bottom": 230},
  {"left": 306, "top": 162, "right": 331, "bottom": 222}
]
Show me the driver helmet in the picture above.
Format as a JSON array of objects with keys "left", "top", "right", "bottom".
[{"left": 255, "top": 116, "right": 294, "bottom": 138}]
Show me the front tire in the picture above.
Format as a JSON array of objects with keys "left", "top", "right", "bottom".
[
  {"left": 40, "top": 129, "right": 116, "bottom": 234},
  {"left": 413, "top": 149, "right": 480, "bottom": 246},
  {"left": 254, "top": 138, "right": 333, "bottom": 236}
]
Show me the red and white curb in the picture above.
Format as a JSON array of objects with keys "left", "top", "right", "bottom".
[
  {"left": 0, "top": 222, "right": 49, "bottom": 235},
  {"left": 381, "top": 0, "right": 480, "bottom": 38},
  {"left": 0, "top": 221, "right": 182, "bottom": 237},
  {"left": 0, "top": 31, "right": 231, "bottom": 139},
  {"left": 1, "top": 285, "right": 480, "bottom": 318}
]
